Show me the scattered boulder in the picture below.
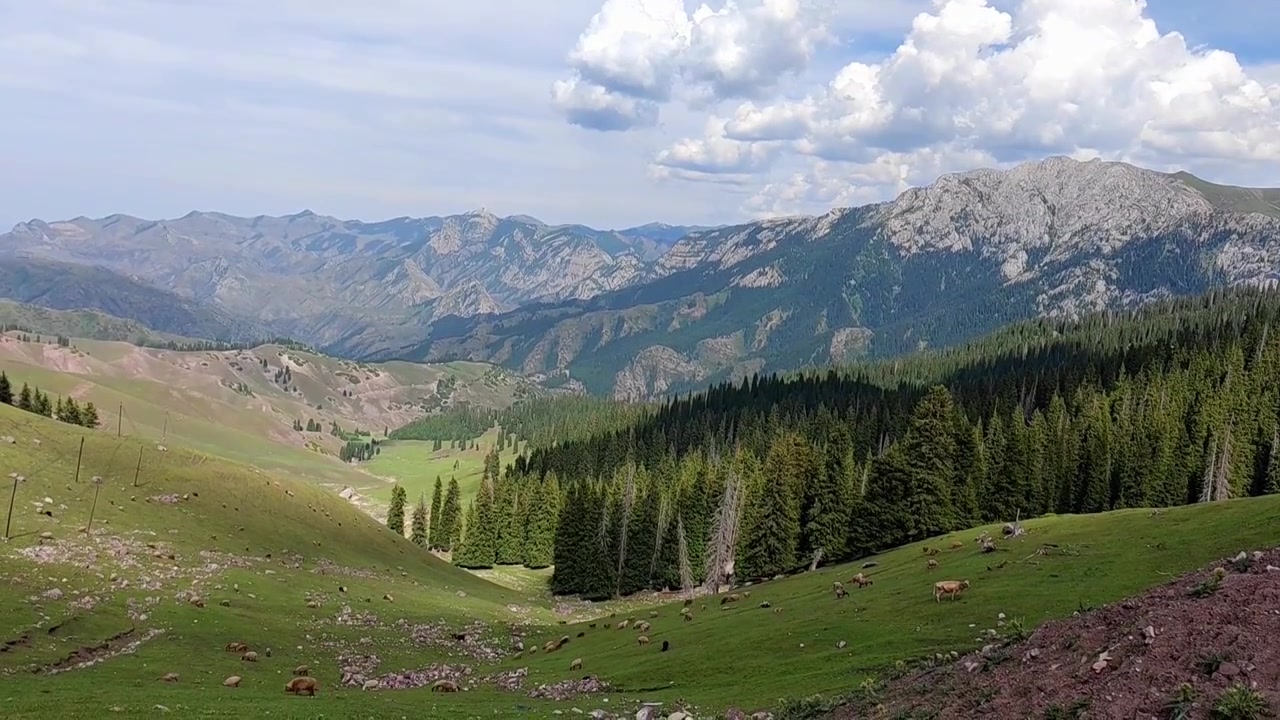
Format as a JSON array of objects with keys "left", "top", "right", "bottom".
[
  {"left": 223, "top": 676, "right": 241, "bottom": 688},
  {"left": 160, "top": 672, "right": 179, "bottom": 682}
]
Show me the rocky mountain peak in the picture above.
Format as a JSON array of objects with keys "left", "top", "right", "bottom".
[{"left": 874, "top": 156, "right": 1217, "bottom": 280}]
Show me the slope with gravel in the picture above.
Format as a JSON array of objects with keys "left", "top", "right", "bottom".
[{"left": 828, "top": 548, "right": 1280, "bottom": 719}]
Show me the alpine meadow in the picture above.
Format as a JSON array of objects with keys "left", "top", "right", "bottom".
[{"left": 4, "top": 0, "right": 1280, "bottom": 718}]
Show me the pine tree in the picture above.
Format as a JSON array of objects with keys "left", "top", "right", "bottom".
[
  {"left": 455, "top": 473, "right": 498, "bottom": 569},
  {"left": 410, "top": 494, "right": 428, "bottom": 546},
  {"left": 523, "top": 472, "right": 559, "bottom": 568},
  {"left": 494, "top": 477, "right": 523, "bottom": 565},
  {"left": 442, "top": 478, "right": 463, "bottom": 551},
  {"left": 0, "top": 371, "right": 11, "bottom": 404},
  {"left": 802, "top": 426, "right": 852, "bottom": 562},
  {"left": 428, "top": 477, "right": 444, "bottom": 548},
  {"left": 741, "top": 435, "right": 804, "bottom": 578},
  {"left": 1264, "top": 428, "right": 1280, "bottom": 496},
  {"left": 33, "top": 389, "right": 51, "bottom": 417},
  {"left": 63, "top": 397, "right": 82, "bottom": 426},
  {"left": 454, "top": 500, "right": 481, "bottom": 565},
  {"left": 17, "top": 383, "right": 32, "bottom": 412},
  {"left": 82, "top": 402, "right": 100, "bottom": 428},
  {"left": 386, "top": 484, "right": 408, "bottom": 536}
]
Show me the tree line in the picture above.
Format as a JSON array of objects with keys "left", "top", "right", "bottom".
[
  {"left": 385, "top": 474, "right": 468, "bottom": 555},
  {"left": 489, "top": 287, "right": 1280, "bottom": 598},
  {"left": 452, "top": 447, "right": 559, "bottom": 569},
  {"left": 0, "top": 371, "right": 100, "bottom": 429}
]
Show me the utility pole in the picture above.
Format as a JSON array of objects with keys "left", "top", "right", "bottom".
[
  {"left": 86, "top": 477, "right": 103, "bottom": 533},
  {"left": 4, "top": 474, "right": 22, "bottom": 540},
  {"left": 73, "top": 437, "right": 85, "bottom": 483},
  {"left": 117, "top": 403, "right": 123, "bottom": 438},
  {"left": 133, "top": 447, "right": 143, "bottom": 488}
]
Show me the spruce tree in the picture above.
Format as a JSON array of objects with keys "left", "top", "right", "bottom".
[
  {"left": 551, "top": 482, "right": 585, "bottom": 593},
  {"left": 494, "top": 477, "right": 523, "bottom": 565},
  {"left": 63, "top": 397, "right": 82, "bottom": 426},
  {"left": 0, "top": 371, "right": 10, "bottom": 405},
  {"left": 802, "top": 426, "right": 852, "bottom": 562},
  {"left": 410, "top": 494, "right": 428, "bottom": 546},
  {"left": 1264, "top": 429, "right": 1280, "bottom": 496},
  {"left": 17, "top": 383, "right": 32, "bottom": 412},
  {"left": 82, "top": 402, "right": 100, "bottom": 428},
  {"left": 428, "top": 477, "right": 444, "bottom": 548},
  {"left": 455, "top": 478, "right": 498, "bottom": 569},
  {"left": 741, "top": 435, "right": 804, "bottom": 577},
  {"left": 620, "top": 485, "right": 660, "bottom": 594},
  {"left": 523, "top": 472, "right": 559, "bottom": 569},
  {"left": 453, "top": 500, "right": 482, "bottom": 566},
  {"left": 33, "top": 389, "right": 51, "bottom": 417},
  {"left": 895, "top": 386, "right": 961, "bottom": 538},
  {"left": 442, "top": 477, "right": 463, "bottom": 551},
  {"left": 386, "top": 484, "right": 407, "bottom": 536}
]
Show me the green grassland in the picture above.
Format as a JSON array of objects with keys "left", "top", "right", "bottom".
[
  {"left": 0, "top": 333, "right": 538, "bottom": 508},
  {"left": 501, "top": 498, "right": 1280, "bottom": 714},
  {"left": 0, "top": 402, "right": 568, "bottom": 719},
  {"left": 357, "top": 430, "right": 527, "bottom": 506},
  {"left": 5, "top": 401, "right": 1280, "bottom": 718}
]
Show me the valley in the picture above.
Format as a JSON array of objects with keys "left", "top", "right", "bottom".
[
  {"left": 4, "top": 158, "right": 1280, "bottom": 720},
  {"left": 2, "top": 283, "right": 1280, "bottom": 717},
  {"left": 1, "top": 401, "right": 1277, "bottom": 718},
  {"left": 0, "top": 329, "right": 536, "bottom": 508}
]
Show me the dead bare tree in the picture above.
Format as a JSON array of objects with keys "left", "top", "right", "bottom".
[
  {"left": 1214, "top": 422, "right": 1234, "bottom": 502},
  {"left": 676, "top": 516, "right": 694, "bottom": 593},
  {"left": 702, "top": 467, "right": 744, "bottom": 594},
  {"left": 808, "top": 548, "right": 824, "bottom": 572},
  {"left": 614, "top": 464, "right": 637, "bottom": 597},
  {"left": 649, "top": 492, "right": 671, "bottom": 584},
  {"left": 1199, "top": 435, "right": 1218, "bottom": 503},
  {"left": 1199, "top": 423, "right": 1235, "bottom": 504}
]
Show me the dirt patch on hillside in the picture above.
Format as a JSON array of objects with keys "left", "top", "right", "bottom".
[{"left": 827, "top": 549, "right": 1280, "bottom": 720}]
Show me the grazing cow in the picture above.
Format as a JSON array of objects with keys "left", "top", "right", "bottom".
[
  {"left": 570, "top": 658, "right": 583, "bottom": 671},
  {"left": 933, "top": 580, "right": 971, "bottom": 602},
  {"left": 637, "top": 635, "right": 650, "bottom": 645}
]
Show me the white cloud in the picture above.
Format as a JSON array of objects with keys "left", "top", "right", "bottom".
[
  {"left": 558, "top": 0, "right": 1280, "bottom": 216},
  {"left": 552, "top": 0, "right": 835, "bottom": 130}
]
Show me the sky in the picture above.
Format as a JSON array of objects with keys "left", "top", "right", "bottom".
[{"left": 1, "top": 0, "right": 1279, "bottom": 229}]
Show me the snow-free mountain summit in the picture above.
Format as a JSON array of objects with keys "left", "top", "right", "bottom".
[{"left": 4, "top": 157, "right": 1280, "bottom": 399}]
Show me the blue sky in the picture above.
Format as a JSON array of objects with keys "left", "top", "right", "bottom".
[{"left": 1, "top": 0, "right": 1277, "bottom": 229}]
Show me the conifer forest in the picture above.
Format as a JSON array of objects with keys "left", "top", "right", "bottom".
[{"left": 445, "top": 289, "right": 1280, "bottom": 599}]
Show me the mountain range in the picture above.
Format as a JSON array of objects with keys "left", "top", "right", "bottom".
[{"left": 4, "top": 156, "right": 1280, "bottom": 399}]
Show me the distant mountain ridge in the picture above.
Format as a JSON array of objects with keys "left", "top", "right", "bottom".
[
  {"left": 2, "top": 209, "right": 717, "bottom": 357},
  {"left": 5, "top": 157, "right": 1280, "bottom": 400},
  {"left": 407, "top": 158, "right": 1280, "bottom": 398}
]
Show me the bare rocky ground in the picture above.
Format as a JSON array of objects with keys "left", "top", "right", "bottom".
[{"left": 826, "top": 548, "right": 1280, "bottom": 720}]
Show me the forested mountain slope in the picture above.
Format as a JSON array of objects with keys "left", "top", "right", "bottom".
[
  {"left": 413, "top": 158, "right": 1280, "bottom": 399},
  {"left": 438, "top": 287, "right": 1280, "bottom": 598}
]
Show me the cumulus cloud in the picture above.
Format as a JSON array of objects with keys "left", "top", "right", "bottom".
[
  {"left": 560, "top": 0, "right": 1280, "bottom": 215},
  {"left": 552, "top": 0, "right": 834, "bottom": 130}
]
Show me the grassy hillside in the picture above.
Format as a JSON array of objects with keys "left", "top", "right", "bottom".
[
  {"left": 502, "top": 498, "right": 1280, "bottom": 714},
  {"left": 0, "top": 402, "right": 573, "bottom": 718},
  {"left": 4, "top": 402, "right": 1279, "bottom": 717},
  {"left": 359, "top": 429, "right": 527, "bottom": 507},
  {"left": 0, "top": 333, "right": 540, "bottom": 503},
  {"left": 1173, "top": 170, "right": 1280, "bottom": 219},
  {"left": 0, "top": 300, "right": 195, "bottom": 346}
]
